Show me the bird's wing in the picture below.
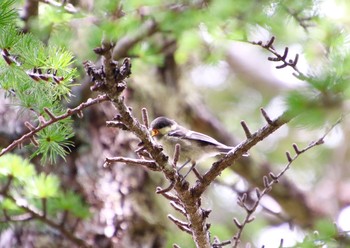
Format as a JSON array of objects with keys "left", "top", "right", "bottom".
[
  {"left": 186, "top": 131, "right": 227, "bottom": 147},
  {"left": 169, "top": 128, "right": 226, "bottom": 147}
]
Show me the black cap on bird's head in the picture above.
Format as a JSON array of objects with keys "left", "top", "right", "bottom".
[{"left": 150, "top": 117, "right": 176, "bottom": 137}]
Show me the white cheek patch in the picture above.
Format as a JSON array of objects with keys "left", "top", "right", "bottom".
[{"left": 162, "top": 126, "right": 176, "bottom": 135}]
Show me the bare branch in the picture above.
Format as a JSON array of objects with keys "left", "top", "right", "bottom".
[
  {"left": 168, "top": 215, "right": 192, "bottom": 234},
  {"left": 43, "top": 107, "right": 57, "bottom": 120},
  {"left": 104, "top": 156, "right": 160, "bottom": 171},
  {"left": 155, "top": 189, "right": 179, "bottom": 202},
  {"left": 251, "top": 36, "right": 304, "bottom": 78},
  {"left": 170, "top": 201, "right": 187, "bottom": 216},
  {"left": 156, "top": 180, "right": 176, "bottom": 193},
  {"left": 0, "top": 210, "right": 33, "bottom": 223},
  {"left": 193, "top": 112, "right": 290, "bottom": 196},
  {"left": 231, "top": 117, "right": 341, "bottom": 247}
]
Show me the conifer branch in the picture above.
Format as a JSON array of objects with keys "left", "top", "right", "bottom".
[
  {"left": 0, "top": 94, "right": 109, "bottom": 157},
  {"left": 0, "top": 175, "right": 91, "bottom": 247}
]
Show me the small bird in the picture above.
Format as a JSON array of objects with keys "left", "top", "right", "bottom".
[{"left": 150, "top": 116, "right": 239, "bottom": 179}]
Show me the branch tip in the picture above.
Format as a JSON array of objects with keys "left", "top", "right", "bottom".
[
  {"left": 286, "top": 151, "right": 292, "bottom": 162},
  {"left": 282, "top": 47, "right": 289, "bottom": 60},
  {"left": 292, "top": 53, "right": 299, "bottom": 66},
  {"left": 43, "top": 107, "right": 57, "bottom": 120},
  {"left": 157, "top": 189, "right": 179, "bottom": 202},
  {"left": 260, "top": 108, "right": 272, "bottom": 124},
  {"left": 292, "top": 143, "right": 300, "bottom": 154},
  {"left": 233, "top": 218, "right": 242, "bottom": 228},
  {"left": 38, "top": 116, "right": 47, "bottom": 125},
  {"left": 24, "top": 121, "right": 36, "bottom": 131},
  {"left": 266, "top": 36, "right": 275, "bottom": 48},
  {"left": 247, "top": 216, "right": 255, "bottom": 223},
  {"left": 170, "top": 201, "right": 186, "bottom": 216},
  {"left": 77, "top": 110, "right": 84, "bottom": 119},
  {"left": 263, "top": 176, "right": 270, "bottom": 187},
  {"left": 269, "top": 172, "right": 278, "bottom": 181},
  {"left": 102, "top": 161, "right": 110, "bottom": 168},
  {"left": 279, "top": 238, "right": 284, "bottom": 248},
  {"left": 156, "top": 180, "right": 175, "bottom": 194},
  {"left": 141, "top": 108, "right": 149, "bottom": 129},
  {"left": 30, "top": 137, "right": 39, "bottom": 147},
  {"left": 168, "top": 214, "right": 192, "bottom": 234},
  {"left": 276, "top": 63, "right": 288, "bottom": 69},
  {"left": 240, "top": 120, "right": 252, "bottom": 138}
]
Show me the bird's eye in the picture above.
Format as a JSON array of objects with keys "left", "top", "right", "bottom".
[{"left": 151, "top": 129, "right": 159, "bottom": 136}]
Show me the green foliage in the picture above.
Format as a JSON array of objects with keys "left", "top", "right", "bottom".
[
  {"left": 293, "top": 219, "right": 339, "bottom": 248},
  {"left": 0, "top": 25, "right": 19, "bottom": 48},
  {"left": 25, "top": 173, "right": 60, "bottom": 198},
  {"left": 0, "top": 1, "right": 78, "bottom": 164},
  {"left": 0, "top": 154, "right": 90, "bottom": 220},
  {"left": 0, "top": 153, "right": 35, "bottom": 181},
  {"left": 1, "top": 0, "right": 350, "bottom": 246},
  {"left": 52, "top": 191, "right": 91, "bottom": 219},
  {"left": 31, "top": 121, "right": 75, "bottom": 164},
  {"left": 285, "top": 90, "right": 327, "bottom": 127},
  {"left": 0, "top": 0, "right": 17, "bottom": 27}
]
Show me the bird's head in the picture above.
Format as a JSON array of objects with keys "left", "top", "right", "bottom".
[{"left": 150, "top": 116, "right": 177, "bottom": 137}]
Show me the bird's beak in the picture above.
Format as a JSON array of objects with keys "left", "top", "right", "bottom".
[{"left": 151, "top": 129, "right": 159, "bottom": 137}]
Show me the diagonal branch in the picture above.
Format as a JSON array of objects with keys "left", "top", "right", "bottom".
[
  {"left": 193, "top": 111, "right": 290, "bottom": 196},
  {"left": 231, "top": 117, "right": 341, "bottom": 247},
  {"left": 103, "top": 156, "right": 160, "bottom": 171}
]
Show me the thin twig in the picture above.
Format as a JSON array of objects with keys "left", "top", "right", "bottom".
[
  {"left": 104, "top": 156, "right": 160, "bottom": 171},
  {"left": 168, "top": 215, "right": 192, "bottom": 234},
  {"left": 250, "top": 36, "right": 305, "bottom": 78}
]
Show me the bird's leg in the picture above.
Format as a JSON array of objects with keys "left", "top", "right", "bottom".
[
  {"left": 177, "top": 159, "right": 191, "bottom": 173},
  {"left": 180, "top": 161, "right": 196, "bottom": 182}
]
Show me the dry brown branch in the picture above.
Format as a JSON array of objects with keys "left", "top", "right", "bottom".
[
  {"left": 193, "top": 109, "right": 289, "bottom": 197},
  {"left": 104, "top": 156, "right": 160, "bottom": 171}
]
